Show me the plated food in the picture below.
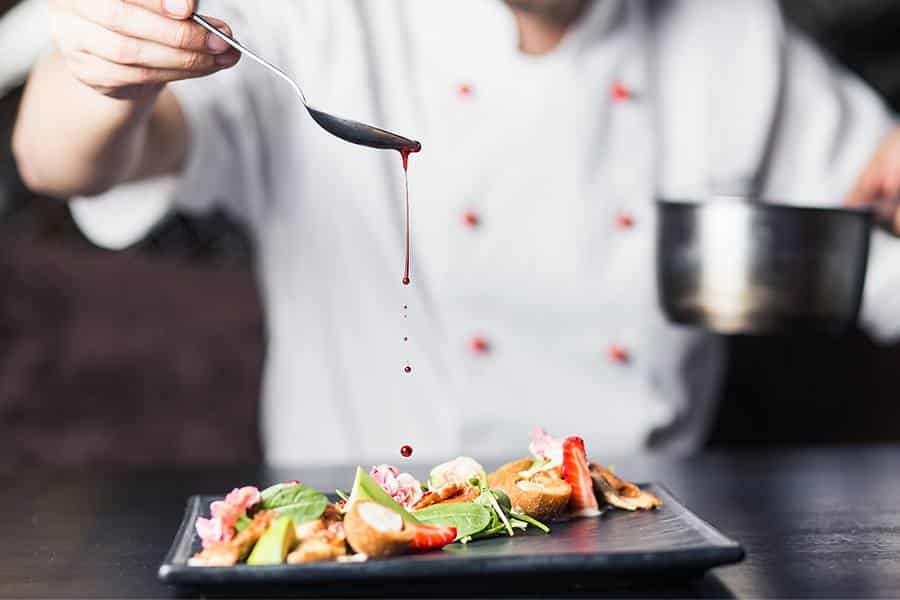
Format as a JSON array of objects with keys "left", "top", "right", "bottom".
[{"left": 188, "top": 428, "right": 660, "bottom": 567}]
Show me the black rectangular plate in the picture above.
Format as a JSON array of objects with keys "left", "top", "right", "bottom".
[{"left": 159, "top": 484, "right": 743, "bottom": 587}]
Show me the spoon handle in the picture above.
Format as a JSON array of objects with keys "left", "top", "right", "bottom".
[{"left": 191, "top": 14, "right": 308, "bottom": 105}]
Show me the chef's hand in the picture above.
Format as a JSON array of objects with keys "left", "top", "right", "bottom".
[
  {"left": 49, "top": 0, "right": 239, "bottom": 100},
  {"left": 846, "top": 128, "right": 900, "bottom": 235},
  {"left": 13, "top": 0, "right": 240, "bottom": 196}
]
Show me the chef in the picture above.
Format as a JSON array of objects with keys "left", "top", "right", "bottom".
[{"left": 12, "top": 0, "right": 900, "bottom": 466}]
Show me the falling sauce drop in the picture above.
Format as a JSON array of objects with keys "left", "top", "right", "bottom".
[
  {"left": 399, "top": 144, "right": 420, "bottom": 286},
  {"left": 398, "top": 144, "right": 420, "bottom": 379},
  {"left": 400, "top": 445, "right": 413, "bottom": 458}
]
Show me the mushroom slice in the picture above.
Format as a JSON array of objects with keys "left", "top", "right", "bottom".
[
  {"left": 411, "top": 482, "right": 480, "bottom": 510},
  {"left": 588, "top": 463, "right": 662, "bottom": 511}
]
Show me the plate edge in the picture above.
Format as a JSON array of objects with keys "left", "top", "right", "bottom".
[
  {"left": 159, "top": 495, "right": 203, "bottom": 581},
  {"left": 647, "top": 483, "right": 744, "bottom": 552}
]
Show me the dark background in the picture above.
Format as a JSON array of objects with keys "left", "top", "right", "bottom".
[{"left": 2, "top": 0, "right": 899, "bottom": 473}]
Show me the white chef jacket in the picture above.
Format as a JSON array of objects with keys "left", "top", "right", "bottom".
[
  {"left": 0, "top": 0, "right": 49, "bottom": 97},
  {"left": 71, "top": 0, "right": 900, "bottom": 466}
]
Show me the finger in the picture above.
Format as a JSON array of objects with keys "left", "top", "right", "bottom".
[
  {"left": 885, "top": 169, "right": 900, "bottom": 201},
  {"left": 122, "top": 0, "right": 197, "bottom": 19},
  {"left": 893, "top": 200, "right": 900, "bottom": 237},
  {"left": 865, "top": 184, "right": 900, "bottom": 235},
  {"left": 873, "top": 194, "right": 900, "bottom": 236},
  {"left": 848, "top": 130, "right": 900, "bottom": 207},
  {"left": 74, "top": 1, "right": 231, "bottom": 54},
  {"left": 70, "top": 15, "right": 235, "bottom": 72},
  {"left": 845, "top": 145, "right": 887, "bottom": 207},
  {"left": 883, "top": 144, "right": 900, "bottom": 199},
  {"left": 845, "top": 163, "right": 882, "bottom": 207},
  {"left": 68, "top": 50, "right": 237, "bottom": 91},
  {"left": 873, "top": 195, "right": 896, "bottom": 227}
]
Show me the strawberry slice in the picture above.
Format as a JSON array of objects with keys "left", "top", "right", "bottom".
[
  {"left": 407, "top": 522, "right": 457, "bottom": 552},
  {"left": 561, "top": 436, "right": 601, "bottom": 517}
]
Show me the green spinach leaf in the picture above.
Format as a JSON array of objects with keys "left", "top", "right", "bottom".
[
  {"left": 259, "top": 482, "right": 328, "bottom": 525},
  {"left": 413, "top": 502, "right": 492, "bottom": 540}
]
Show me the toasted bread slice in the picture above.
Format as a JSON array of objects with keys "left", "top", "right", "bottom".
[
  {"left": 487, "top": 458, "right": 533, "bottom": 488},
  {"left": 343, "top": 501, "right": 414, "bottom": 557},
  {"left": 488, "top": 458, "right": 572, "bottom": 521}
]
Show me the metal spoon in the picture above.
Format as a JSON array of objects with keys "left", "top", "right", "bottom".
[{"left": 191, "top": 14, "right": 422, "bottom": 153}]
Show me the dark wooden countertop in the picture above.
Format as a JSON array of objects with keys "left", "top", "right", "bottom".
[{"left": 5, "top": 445, "right": 900, "bottom": 598}]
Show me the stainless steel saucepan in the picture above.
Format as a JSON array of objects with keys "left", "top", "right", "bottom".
[{"left": 656, "top": 196, "right": 872, "bottom": 334}]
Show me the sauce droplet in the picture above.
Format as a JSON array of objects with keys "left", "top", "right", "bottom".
[
  {"left": 403, "top": 365, "right": 412, "bottom": 373},
  {"left": 400, "top": 445, "right": 413, "bottom": 458}
]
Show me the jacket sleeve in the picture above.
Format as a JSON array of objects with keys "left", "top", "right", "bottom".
[
  {"left": 761, "top": 27, "right": 894, "bottom": 206},
  {"left": 760, "top": 27, "right": 900, "bottom": 341},
  {"left": 71, "top": 0, "right": 315, "bottom": 248}
]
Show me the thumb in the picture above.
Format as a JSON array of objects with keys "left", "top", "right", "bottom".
[{"left": 844, "top": 165, "right": 881, "bottom": 207}]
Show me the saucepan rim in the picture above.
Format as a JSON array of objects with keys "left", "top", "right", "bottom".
[{"left": 657, "top": 195, "right": 873, "bottom": 220}]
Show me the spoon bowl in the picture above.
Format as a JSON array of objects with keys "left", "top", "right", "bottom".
[
  {"left": 306, "top": 107, "right": 421, "bottom": 152},
  {"left": 192, "top": 14, "right": 421, "bottom": 153}
]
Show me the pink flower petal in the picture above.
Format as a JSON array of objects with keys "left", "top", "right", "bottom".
[
  {"left": 210, "top": 501, "right": 240, "bottom": 529},
  {"left": 196, "top": 517, "right": 226, "bottom": 548},
  {"left": 224, "top": 486, "right": 261, "bottom": 511},
  {"left": 369, "top": 465, "right": 422, "bottom": 509},
  {"left": 529, "top": 427, "right": 562, "bottom": 463},
  {"left": 395, "top": 473, "right": 424, "bottom": 508}
]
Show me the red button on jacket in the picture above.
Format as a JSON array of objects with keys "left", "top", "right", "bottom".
[
  {"left": 469, "top": 336, "right": 489, "bottom": 354},
  {"left": 607, "top": 344, "right": 630, "bottom": 364},
  {"left": 610, "top": 81, "right": 632, "bottom": 102},
  {"left": 615, "top": 212, "right": 635, "bottom": 229}
]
